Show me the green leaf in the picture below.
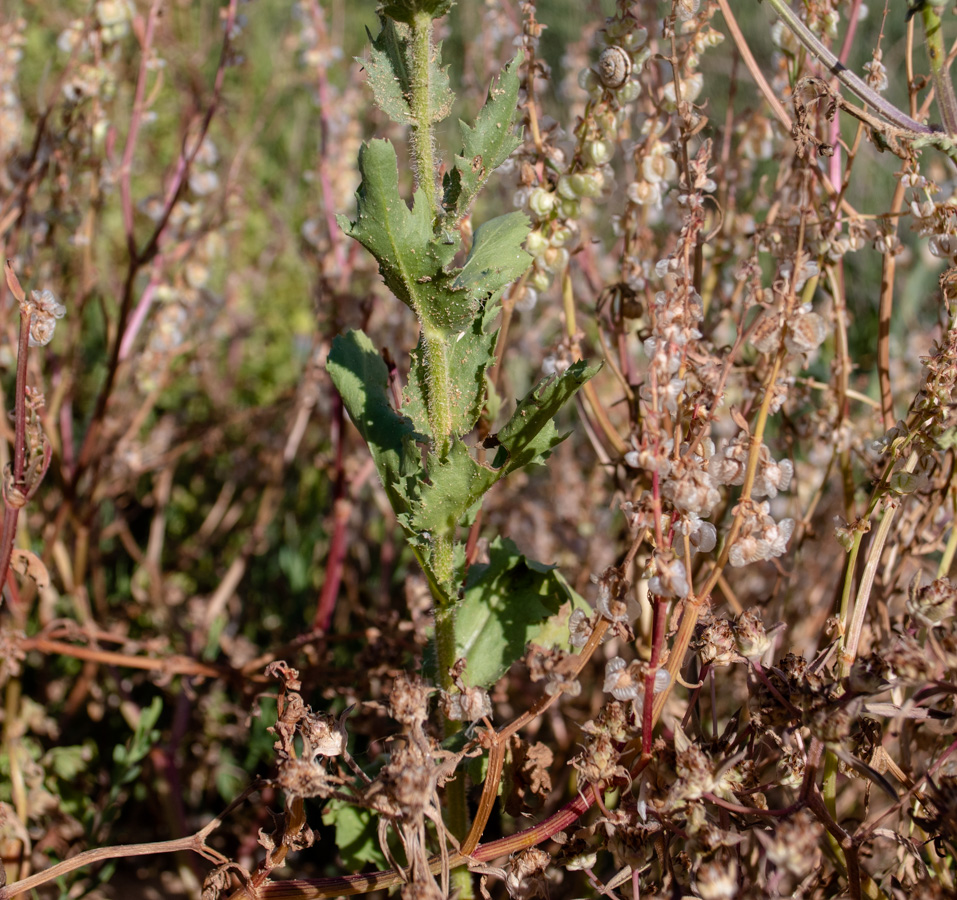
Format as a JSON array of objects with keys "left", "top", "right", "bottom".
[
  {"left": 455, "top": 537, "right": 592, "bottom": 687},
  {"left": 407, "top": 361, "right": 599, "bottom": 538},
  {"left": 322, "top": 799, "right": 389, "bottom": 871},
  {"left": 43, "top": 743, "right": 94, "bottom": 782},
  {"left": 337, "top": 140, "right": 472, "bottom": 333},
  {"left": 364, "top": 18, "right": 452, "bottom": 126},
  {"left": 326, "top": 329, "right": 424, "bottom": 519},
  {"left": 491, "top": 360, "right": 602, "bottom": 473},
  {"left": 454, "top": 212, "right": 532, "bottom": 302},
  {"left": 364, "top": 19, "right": 413, "bottom": 125},
  {"left": 111, "top": 697, "right": 163, "bottom": 795},
  {"left": 340, "top": 142, "right": 530, "bottom": 336},
  {"left": 443, "top": 54, "right": 525, "bottom": 222}
]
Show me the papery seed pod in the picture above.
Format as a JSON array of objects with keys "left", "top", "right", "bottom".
[{"left": 597, "top": 45, "right": 632, "bottom": 89}]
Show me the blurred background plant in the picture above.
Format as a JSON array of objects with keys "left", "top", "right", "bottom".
[{"left": 1, "top": 1, "right": 957, "bottom": 899}]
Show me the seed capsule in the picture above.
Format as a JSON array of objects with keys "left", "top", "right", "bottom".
[{"left": 597, "top": 46, "right": 633, "bottom": 90}]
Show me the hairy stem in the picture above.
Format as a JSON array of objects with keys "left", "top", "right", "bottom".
[
  {"left": 409, "top": 11, "right": 439, "bottom": 221},
  {"left": 423, "top": 326, "right": 453, "bottom": 457}
]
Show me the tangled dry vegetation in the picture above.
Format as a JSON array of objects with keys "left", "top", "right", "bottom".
[{"left": 1, "top": 0, "right": 957, "bottom": 898}]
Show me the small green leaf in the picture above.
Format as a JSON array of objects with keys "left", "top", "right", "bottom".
[
  {"left": 455, "top": 537, "right": 591, "bottom": 687},
  {"left": 365, "top": 19, "right": 413, "bottom": 125},
  {"left": 491, "top": 360, "right": 602, "bottom": 473},
  {"left": 43, "top": 743, "right": 94, "bottom": 782},
  {"left": 454, "top": 212, "right": 532, "bottom": 302},
  {"left": 327, "top": 329, "right": 424, "bottom": 519},
  {"left": 443, "top": 54, "right": 525, "bottom": 222},
  {"left": 322, "top": 799, "right": 389, "bottom": 871}
]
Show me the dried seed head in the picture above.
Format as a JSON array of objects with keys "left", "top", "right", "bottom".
[
  {"left": 401, "top": 880, "right": 445, "bottom": 900},
  {"left": 603, "top": 657, "right": 643, "bottom": 701},
  {"left": 573, "top": 730, "right": 628, "bottom": 787},
  {"left": 885, "top": 633, "right": 935, "bottom": 684},
  {"left": 276, "top": 757, "right": 336, "bottom": 799},
  {"left": 665, "top": 741, "right": 716, "bottom": 809},
  {"left": 504, "top": 847, "right": 551, "bottom": 900},
  {"left": 732, "top": 609, "right": 771, "bottom": 660},
  {"left": 441, "top": 685, "right": 492, "bottom": 722},
  {"left": 25, "top": 289, "right": 66, "bottom": 347},
  {"left": 568, "top": 608, "right": 593, "bottom": 647},
  {"left": 648, "top": 552, "right": 690, "bottom": 599},
  {"left": 807, "top": 698, "right": 859, "bottom": 744},
  {"left": 389, "top": 672, "right": 432, "bottom": 728},
  {"left": 757, "top": 811, "right": 823, "bottom": 877},
  {"left": 366, "top": 741, "right": 433, "bottom": 819},
  {"left": 694, "top": 616, "right": 737, "bottom": 667},
  {"left": 849, "top": 651, "right": 891, "bottom": 694},
  {"left": 594, "top": 567, "right": 631, "bottom": 623},
  {"left": 694, "top": 856, "right": 738, "bottom": 900},
  {"left": 300, "top": 711, "right": 347, "bottom": 759},
  {"left": 778, "top": 746, "right": 805, "bottom": 787},
  {"left": 784, "top": 307, "right": 827, "bottom": 354},
  {"left": 908, "top": 577, "right": 957, "bottom": 627}
]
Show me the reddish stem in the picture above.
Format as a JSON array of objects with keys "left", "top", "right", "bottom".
[{"left": 314, "top": 393, "right": 347, "bottom": 631}]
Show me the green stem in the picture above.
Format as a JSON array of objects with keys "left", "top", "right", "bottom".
[
  {"left": 423, "top": 327, "right": 453, "bottom": 456},
  {"left": 921, "top": 6, "right": 957, "bottom": 136},
  {"left": 407, "top": 13, "right": 453, "bottom": 455},
  {"left": 433, "top": 605, "right": 457, "bottom": 691},
  {"left": 836, "top": 529, "right": 864, "bottom": 663},
  {"left": 403, "top": 15, "right": 470, "bottom": 890},
  {"left": 434, "top": 603, "right": 473, "bottom": 898},
  {"left": 409, "top": 11, "right": 439, "bottom": 221},
  {"left": 821, "top": 749, "right": 843, "bottom": 868}
]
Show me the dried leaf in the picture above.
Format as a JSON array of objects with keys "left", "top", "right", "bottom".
[{"left": 10, "top": 549, "right": 50, "bottom": 589}]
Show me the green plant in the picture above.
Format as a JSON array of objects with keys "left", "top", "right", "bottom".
[{"left": 327, "top": 5, "right": 597, "bottom": 696}]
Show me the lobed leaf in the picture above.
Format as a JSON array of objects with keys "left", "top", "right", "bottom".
[
  {"left": 443, "top": 53, "right": 525, "bottom": 222},
  {"left": 340, "top": 140, "right": 531, "bottom": 336},
  {"left": 453, "top": 212, "right": 532, "bottom": 302},
  {"left": 364, "top": 19, "right": 413, "bottom": 125},
  {"left": 490, "top": 360, "right": 602, "bottom": 474}
]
